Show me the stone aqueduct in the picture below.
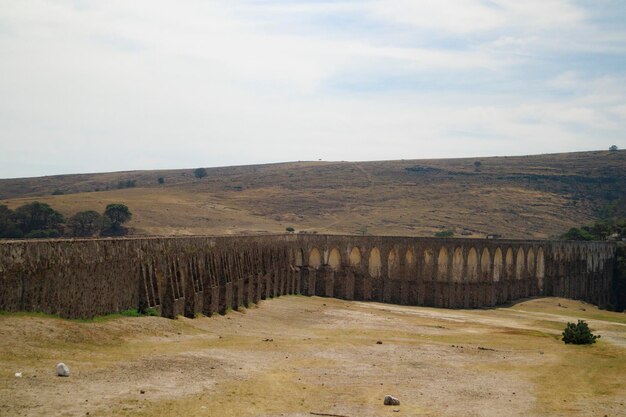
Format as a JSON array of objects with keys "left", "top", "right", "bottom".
[{"left": 0, "top": 234, "right": 616, "bottom": 319}]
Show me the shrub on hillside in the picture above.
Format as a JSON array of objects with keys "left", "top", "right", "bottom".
[
  {"left": 562, "top": 320, "right": 600, "bottom": 345},
  {"left": 101, "top": 204, "right": 132, "bottom": 236},
  {"left": 434, "top": 230, "right": 454, "bottom": 237},
  {"left": 13, "top": 202, "right": 65, "bottom": 237},
  {"left": 560, "top": 227, "right": 594, "bottom": 241},
  {"left": 67, "top": 210, "right": 110, "bottom": 237},
  {"left": 194, "top": 168, "right": 207, "bottom": 179}
]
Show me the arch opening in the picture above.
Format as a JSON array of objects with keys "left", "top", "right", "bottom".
[
  {"left": 452, "top": 247, "right": 464, "bottom": 282},
  {"left": 468, "top": 248, "right": 478, "bottom": 282},
  {"left": 437, "top": 247, "right": 449, "bottom": 281},
  {"left": 309, "top": 248, "right": 322, "bottom": 269},
  {"left": 328, "top": 248, "right": 341, "bottom": 271},
  {"left": 515, "top": 247, "right": 525, "bottom": 280},
  {"left": 368, "top": 248, "right": 381, "bottom": 278},
  {"left": 493, "top": 248, "right": 503, "bottom": 282},
  {"left": 349, "top": 247, "right": 361, "bottom": 267}
]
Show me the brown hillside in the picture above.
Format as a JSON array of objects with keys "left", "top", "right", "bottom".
[{"left": 1, "top": 150, "right": 625, "bottom": 239}]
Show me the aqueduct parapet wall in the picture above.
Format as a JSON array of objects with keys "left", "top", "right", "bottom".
[{"left": 0, "top": 235, "right": 616, "bottom": 318}]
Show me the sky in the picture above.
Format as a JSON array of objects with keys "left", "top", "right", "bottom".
[{"left": 1, "top": 0, "right": 625, "bottom": 178}]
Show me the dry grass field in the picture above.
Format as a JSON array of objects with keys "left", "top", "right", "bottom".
[
  {"left": 1, "top": 150, "right": 625, "bottom": 239},
  {"left": 1, "top": 296, "right": 624, "bottom": 417}
]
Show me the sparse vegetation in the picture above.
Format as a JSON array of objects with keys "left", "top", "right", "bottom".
[
  {"left": 102, "top": 204, "right": 132, "bottom": 236},
  {"left": 119, "top": 307, "right": 158, "bottom": 317},
  {"left": 435, "top": 230, "right": 454, "bottom": 237},
  {"left": 8, "top": 202, "right": 65, "bottom": 238},
  {"left": 194, "top": 168, "right": 207, "bottom": 179},
  {"left": 0, "top": 204, "right": 22, "bottom": 238},
  {"left": 0, "top": 151, "right": 624, "bottom": 239},
  {"left": 562, "top": 320, "right": 600, "bottom": 344},
  {"left": 67, "top": 210, "right": 110, "bottom": 237},
  {"left": 117, "top": 179, "right": 136, "bottom": 189}
]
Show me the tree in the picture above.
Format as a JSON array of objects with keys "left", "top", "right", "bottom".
[
  {"left": 67, "top": 210, "right": 109, "bottom": 237},
  {"left": 157, "top": 176, "right": 165, "bottom": 184},
  {"left": 104, "top": 204, "right": 132, "bottom": 230},
  {"left": 562, "top": 320, "right": 600, "bottom": 344},
  {"left": 194, "top": 168, "right": 207, "bottom": 179},
  {"left": 0, "top": 205, "right": 23, "bottom": 238},
  {"left": 286, "top": 226, "right": 295, "bottom": 233},
  {"left": 560, "top": 227, "right": 594, "bottom": 241},
  {"left": 609, "top": 145, "right": 618, "bottom": 151},
  {"left": 13, "top": 202, "right": 64, "bottom": 236},
  {"left": 474, "top": 160, "right": 482, "bottom": 169}
]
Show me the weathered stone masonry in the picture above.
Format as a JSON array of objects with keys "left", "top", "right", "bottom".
[{"left": 0, "top": 235, "right": 615, "bottom": 319}]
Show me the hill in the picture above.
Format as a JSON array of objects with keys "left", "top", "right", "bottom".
[{"left": 1, "top": 150, "right": 625, "bottom": 239}]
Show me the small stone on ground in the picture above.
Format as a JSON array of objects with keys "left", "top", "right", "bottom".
[
  {"left": 384, "top": 395, "right": 400, "bottom": 406},
  {"left": 56, "top": 363, "right": 70, "bottom": 377}
]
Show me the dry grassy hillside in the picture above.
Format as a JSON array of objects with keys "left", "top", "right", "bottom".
[{"left": 1, "top": 150, "right": 625, "bottom": 239}]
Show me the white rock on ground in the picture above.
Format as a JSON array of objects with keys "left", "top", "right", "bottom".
[
  {"left": 384, "top": 395, "right": 400, "bottom": 406},
  {"left": 14, "top": 372, "right": 22, "bottom": 378},
  {"left": 56, "top": 363, "right": 70, "bottom": 377}
]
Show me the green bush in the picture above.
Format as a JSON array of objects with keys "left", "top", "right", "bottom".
[
  {"left": 120, "top": 307, "right": 158, "bottom": 317},
  {"left": 435, "top": 230, "right": 454, "bottom": 237},
  {"left": 24, "top": 229, "right": 61, "bottom": 238},
  {"left": 194, "top": 168, "right": 207, "bottom": 179},
  {"left": 560, "top": 227, "right": 594, "bottom": 241},
  {"left": 286, "top": 226, "right": 295, "bottom": 232},
  {"left": 562, "top": 320, "right": 600, "bottom": 345},
  {"left": 117, "top": 179, "right": 136, "bottom": 189}
]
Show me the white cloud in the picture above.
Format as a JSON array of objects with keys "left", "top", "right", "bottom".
[{"left": 0, "top": 0, "right": 625, "bottom": 178}]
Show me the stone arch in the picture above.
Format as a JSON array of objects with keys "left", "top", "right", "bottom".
[
  {"left": 527, "top": 248, "right": 535, "bottom": 277},
  {"left": 481, "top": 247, "right": 491, "bottom": 281},
  {"left": 537, "top": 247, "right": 545, "bottom": 291},
  {"left": 515, "top": 247, "right": 525, "bottom": 279},
  {"left": 309, "top": 248, "right": 322, "bottom": 269},
  {"left": 387, "top": 248, "right": 399, "bottom": 277},
  {"left": 405, "top": 248, "right": 415, "bottom": 270},
  {"left": 437, "top": 247, "right": 449, "bottom": 281},
  {"left": 493, "top": 248, "right": 503, "bottom": 282},
  {"left": 505, "top": 248, "right": 514, "bottom": 279},
  {"left": 423, "top": 248, "right": 434, "bottom": 277},
  {"left": 452, "top": 247, "right": 464, "bottom": 282},
  {"left": 467, "top": 248, "right": 478, "bottom": 282},
  {"left": 349, "top": 247, "right": 361, "bottom": 267},
  {"left": 328, "top": 248, "right": 341, "bottom": 271},
  {"left": 294, "top": 249, "right": 304, "bottom": 266},
  {"left": 368, "top": 247, "right": 381, "bottom": 278}
]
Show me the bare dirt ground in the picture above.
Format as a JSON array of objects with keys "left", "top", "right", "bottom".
[{"left": 1, "top": 296, "right": 625, "bottom": 417}]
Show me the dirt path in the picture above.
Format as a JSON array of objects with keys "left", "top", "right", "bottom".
[{"left": 1, "top": 297, "right": 624, "bottom": 417}]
